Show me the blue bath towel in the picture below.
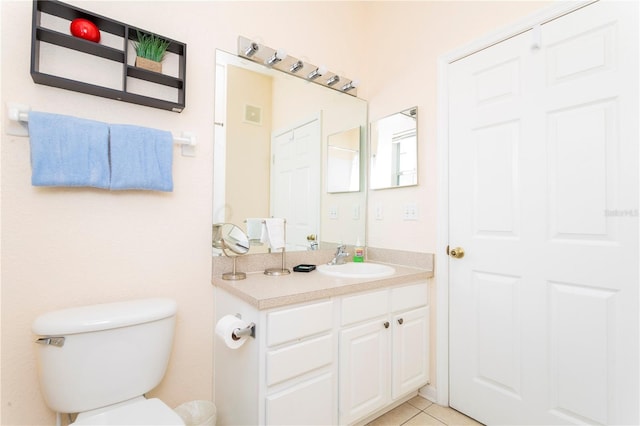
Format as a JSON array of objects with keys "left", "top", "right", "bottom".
[
  {"left": 28, "top": 111, "right": 110, "bottom": 189},
  {"left": 109, "top": 124, "right": 173, "bottom": 192}
]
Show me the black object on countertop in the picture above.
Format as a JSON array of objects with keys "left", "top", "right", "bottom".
[{"left": 293, "top": 264, "right": 316, "bottom": 272}]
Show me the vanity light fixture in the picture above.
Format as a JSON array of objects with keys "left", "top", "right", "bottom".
[
  {"left": 266, "top": 49, "right": 287, "bottom": 66},
  {"left": 341, "top": 79, "right": 359, "bottom": 92},
  {"left": 289, "top": 60, "right": 304, "bottom": 73},
  {"left": 327, "top": 75, "right": 340, "bottom": 86},
  {"left": 244, "top": 42, "right": 259, "bottom": 57},
  {"left": 237, "top": 36, "right": 359, "bottom": 96},
  {"left": 307, "top": 65, "right": 327, "bottom": 80}
]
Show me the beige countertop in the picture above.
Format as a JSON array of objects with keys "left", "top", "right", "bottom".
[{"left": 212, "top": 262, "right": 434, "bottom": 310}]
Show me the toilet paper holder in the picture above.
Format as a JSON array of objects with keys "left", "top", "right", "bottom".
[{"left": 231, "top": 315, "right": 255, "bottom": 341}]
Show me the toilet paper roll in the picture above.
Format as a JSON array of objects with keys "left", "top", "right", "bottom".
[{"left": 215, "top": 315, "right": 249, "bottom": 349}]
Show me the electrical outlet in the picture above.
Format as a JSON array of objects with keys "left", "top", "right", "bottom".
[
  {"left": 375, "top": 204, "right": 384, "bottom": 220},
  {"left": 352, "top": 205, "right": 360, "bottom": 220},
  {"left": 328, "top": 206, "right": 338, "bottom": 220},
  {"left": 402, "top": 203, "right": 418, "bottom": 220}
]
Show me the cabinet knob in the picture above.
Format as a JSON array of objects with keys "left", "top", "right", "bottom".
[
  {"left": 383, "top": 321, "right": 390, "bottom": 329},
  {"left": 398, "top": 318, "right": 404, "bottom": 325}
]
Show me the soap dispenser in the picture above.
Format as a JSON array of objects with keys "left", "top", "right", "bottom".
[{"left": 353, "top": 237, "right": 364, "bottom": 262}]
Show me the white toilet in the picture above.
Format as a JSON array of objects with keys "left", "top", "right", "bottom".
[{"left": 32, "top": 298, "right": 185, "bottom": 425}]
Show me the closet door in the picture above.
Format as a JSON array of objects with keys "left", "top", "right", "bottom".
[{"left": 448, "top": 1, "right": 638, "bottom": 424}]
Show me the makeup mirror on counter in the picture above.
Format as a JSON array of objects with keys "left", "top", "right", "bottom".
[
  {"left": 212, "top": 223, "right": 249, "bottom": 280},
  {"left": 214, "top": 49, "right": 368, "bottom": 252},
  {"left": 213, "top": 223, "right": 250, "bottom": 255},
  {"left": 370, "top": 107, "right": 418, "bottom": 190},
  {"left": 327, "top": 126, "right": 362, "bottom": 193}
]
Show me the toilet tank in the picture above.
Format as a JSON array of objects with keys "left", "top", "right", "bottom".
[{"left": 32, "top": 298, "right": 177, "bottom": 414}]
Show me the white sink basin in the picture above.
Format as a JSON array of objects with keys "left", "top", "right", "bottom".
[{"left": 316, "top": 262, "right": 395, "bottom": 278}]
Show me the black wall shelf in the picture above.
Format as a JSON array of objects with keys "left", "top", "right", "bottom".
[{"left": 31, "top": 0, "right": 186, "bottom": 112}]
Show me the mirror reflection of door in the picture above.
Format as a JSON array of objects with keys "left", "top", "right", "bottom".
[
  {"left": 370, "top": 107, "right": 418, "bottom": 190},
  {"left": 271, "top": 116, "right": 321, "bottom": 251}
]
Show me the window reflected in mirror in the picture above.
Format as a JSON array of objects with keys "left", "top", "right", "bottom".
[
  {"left": 370, "top": 107, "right": 417, "bottom": 190},
  {"left": 327, "top": 126, "right": 361, "bottom": 193}
]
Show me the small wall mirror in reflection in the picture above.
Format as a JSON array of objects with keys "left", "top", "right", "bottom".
[
  {"left": 327, "top": 126, "right": 361, "bottom": 193},
  {"left": 370, "top": 107, "right": 418, "bottom": 190}
]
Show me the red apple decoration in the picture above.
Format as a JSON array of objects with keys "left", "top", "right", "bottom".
[{"left": 70, "top": 18, "right": 100, "bottom": 43}]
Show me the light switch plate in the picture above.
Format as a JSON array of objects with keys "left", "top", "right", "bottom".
[
  {"left": 402, "top": 203, "right": 418, "bottom": 220},
  {"left": 328, "top": 206, "right": 338, "bottom": 220}
]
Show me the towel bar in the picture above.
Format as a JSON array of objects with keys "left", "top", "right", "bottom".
[{"left": 6, "top": 105, "right": 196, "bottom": 147}]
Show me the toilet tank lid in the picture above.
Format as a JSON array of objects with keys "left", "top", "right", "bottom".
[{"left": 32, "top": 298, "right": 177, "bottom": 336}]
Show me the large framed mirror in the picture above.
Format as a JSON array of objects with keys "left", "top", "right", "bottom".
[
  {"left": 370, "top": 107, "right": 418, "bottom": 190},
  {"left": 213, "top": 50, "right": 368, "bottom": 252}
]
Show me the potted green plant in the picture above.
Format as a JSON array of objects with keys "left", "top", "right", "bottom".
[{"left": 132, "top": 30, "right": 170, "bottom": 73}]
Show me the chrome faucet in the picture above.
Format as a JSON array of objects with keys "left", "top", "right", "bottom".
[{"left": 329, "top": 244, "right": 349, "bottom": 265}]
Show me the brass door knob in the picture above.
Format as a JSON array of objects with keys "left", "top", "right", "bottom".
[{"left": 450, "top": 247, "right": 465, "bottom": 259}]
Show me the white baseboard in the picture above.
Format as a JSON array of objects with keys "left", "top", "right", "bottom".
[{"left": 418, "top": 384, "right": 438, "bottom": 404}]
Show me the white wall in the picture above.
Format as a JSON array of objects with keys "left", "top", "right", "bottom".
[
  {"left": 1, "top": 1, "right": 548, "bottom": 425},
  {"left": 1, "top": 2, "right": 367, "bottom": 425},
  {"left": 365, "top": 1, "right": 550, "bottom": 253},
  {"left": 225, "top": 65, "right": 272, "bottom": 226}
]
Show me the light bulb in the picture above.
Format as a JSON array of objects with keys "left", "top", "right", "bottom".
[
  {"left": 307, "top": 65, "right": 327, "bottom": 80},
  {"left": 266, "top": 49, "right": 287, "bottom": 66},
  {"left": 341, "top": 79, "right": 360, "bottom": 92}
]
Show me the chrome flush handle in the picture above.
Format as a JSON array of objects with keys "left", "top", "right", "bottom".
[{"left": 35, "top": 337, "right": 65, "bottom": 347}]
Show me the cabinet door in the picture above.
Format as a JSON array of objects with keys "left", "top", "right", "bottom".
[
  {"left": 339, "top": 319, "right": 390, "bottom": 425},
  {"left": 392, "top": 306, "right": 429, "bottom": 398}
]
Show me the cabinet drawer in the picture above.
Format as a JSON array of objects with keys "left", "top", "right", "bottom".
[
  {"left": 266, "top": 372, "right": 334, "bottom": 425},
  {"left": 267, "top": 334, "right": 332, "bottom": 386},
  {"left": 267, "top": 301, "right": 333, "bottom": 347},
  {"left": 391, "top": 283, "right": 428, "bottom": 312},
  {"left": 341, "top": 289, "right": 388, "bottom": 326}
]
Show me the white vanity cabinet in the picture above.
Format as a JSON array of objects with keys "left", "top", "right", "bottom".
[
  {"left": 338, "top": 282, "right": 429, "bottom": 425},
  {"left": 263, "top": 300, "right": 336, "bottom": 425},
  {"left": 214, "top": 289, "right": 337, "bottom": 426},
  {"left": 214, "top": 280, "right": 429, "bottom": 426}
]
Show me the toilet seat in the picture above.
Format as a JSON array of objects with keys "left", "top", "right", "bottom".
[{"left": 71, "top": 397, "right": 184, "bottom": 425}]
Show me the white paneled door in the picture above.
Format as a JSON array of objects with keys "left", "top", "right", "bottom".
[
  {"left": 448, "top": 1, "right": 638, "bottom": 424},
  {"left": 271, "top": 117, "right": 321, "bottom": 250}
]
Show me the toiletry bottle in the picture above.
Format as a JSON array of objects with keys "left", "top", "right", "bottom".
[{"left": 353, "top": 238, "right": 364, "bottom": 262}]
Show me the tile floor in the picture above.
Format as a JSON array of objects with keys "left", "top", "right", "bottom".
[{"left": 367, "top": 396, "right": 484, "bottom": 426}]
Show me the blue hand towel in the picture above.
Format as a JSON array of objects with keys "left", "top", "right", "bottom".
[
  {"left": 28, "top": 111, "right": 110, "bottom": 189},
  {"left": 109, "top": 124, "right": 173, "bottom": 192}
]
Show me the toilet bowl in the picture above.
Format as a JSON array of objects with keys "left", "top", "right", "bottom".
[
  {"left": 32, "top": 298, "right": 184, "bottom": 425},
  {"left": 72, "top": 397, "right": 183, "bottom": 425}
]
